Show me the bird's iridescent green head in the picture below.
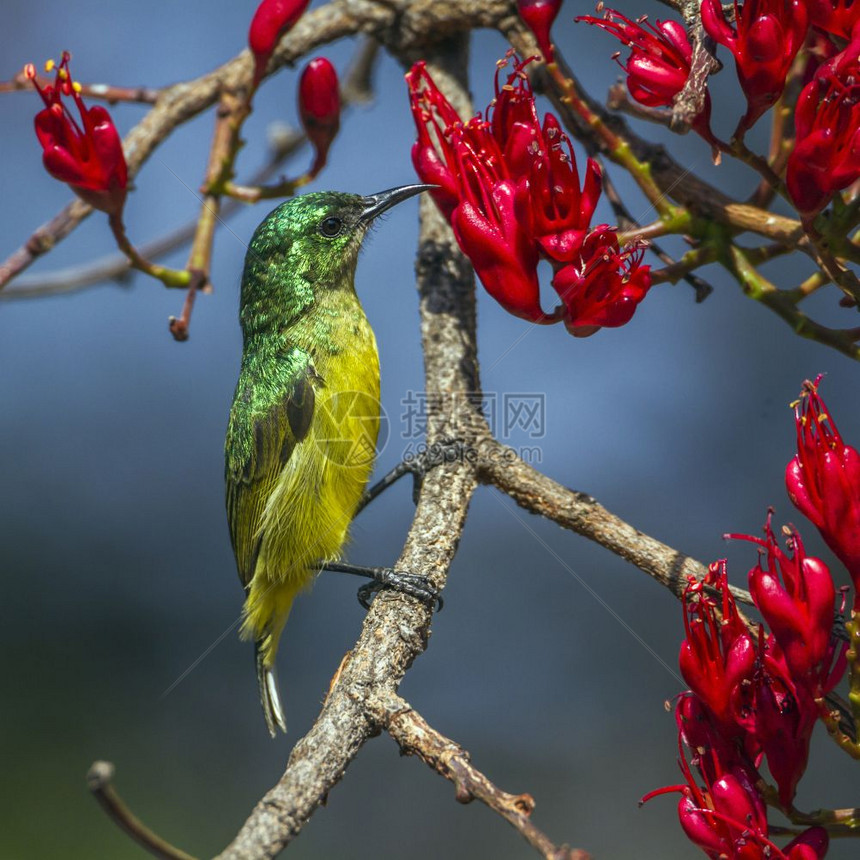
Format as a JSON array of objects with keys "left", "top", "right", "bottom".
[{"left": 239, "top": 185, "right": 432, "bottom": 338}]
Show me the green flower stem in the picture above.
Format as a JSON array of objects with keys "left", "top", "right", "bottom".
[
  {"left": 761, "top": 784, "right": 860, "bottom": 834},
  {"left": 726, "top": 244, "right": 860, "bottom": 361},
  {"left": 790, "top": 271, "right": 830, "bottom": 301},
  {"left": 545, "top": 62, "right": 679, "bottom": 221},
  {"left": 108, "top": 215, "right": 191, "bottom": 288},
  {"left": 727, "top": 137, "right": 785, "bottom": 200},
  {"left": 649, "top": 246, "right": 715, "bottom": 286},
  {"left": 847, "top": 615, "right": 860, "bottom": 734},
  {"left": 185, "top": 92, "right": 249, "bottom": 289},
  {"left": 818, "top": 697, "right": 860, "bottom": 760},
  {"left": 223, "top": 173, "right": 310, "bottom": 203}
]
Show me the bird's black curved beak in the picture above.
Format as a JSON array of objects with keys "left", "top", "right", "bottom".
[{"left": 359, "top": 184, "right": 436, "bottom": 224}]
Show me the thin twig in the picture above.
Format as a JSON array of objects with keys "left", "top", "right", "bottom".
[
  {"left": 726, "top": 245, "right": 860, "bottom": 361},
  {"left": 670, "top": 13, "right": 719, "bottom": 134},
  {"left": 476, "top": 438, "right": 755, "bottom": 613},
  {"left": 0, "top": 69, "right": 160, "bottom": 103},
  {"left": 599, "top": 157, "right": 713, "bottom": 302},
  {"left": 0, "top": 126, "right": 303, "bottom": 301},
  {"left": 87, "top": 762, "right": 197, "bottom": 860},
  {"left": 371, "top": 693, "right": 591, "bottom": 860}
]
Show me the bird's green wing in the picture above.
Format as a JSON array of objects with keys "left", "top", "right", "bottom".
[{"left": 225, "top": 358, "right": 317, "bottom": 587}]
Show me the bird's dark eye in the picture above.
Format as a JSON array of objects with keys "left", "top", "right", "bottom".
[{"left": 319, "top": 216, "right": 344, "bottom": 238}]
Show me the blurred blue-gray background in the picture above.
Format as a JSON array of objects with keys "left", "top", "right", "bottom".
[{"left": 1, "top": 2, "right": 857, "bottom": 858}]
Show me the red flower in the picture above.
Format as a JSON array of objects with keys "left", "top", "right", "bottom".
[
  {"left": 248, "top": 0, "right": 310, "bottom": 87},
  {"left": 449, "top": 138, "right": 549, "bottom": 322},
  {"left": 577, "top": 10, "right": 717, "bottom": 145},
  {"left": 701, "top": 0, "right": 809, "bottom": 134},
  {"left": 785, "top": 42, "right": 860, "bottom": 218},
  {"left": 677, "top": 564, "right": 756, "bottom": 740},
  {"left": 644, "top": 697, "right": 771, "bottom": 860},
  {"left": 730, "top": 516, "right": 844, "bottom": 695},
  {"left": 406, "top": 61, "right": 465, "bottom": 219},
  {"left": 298, "top": 57, "right": 340, "bottom": 177},
  {"left": 786, "top": 377, "right": 860, "bottom": 593},
  {"left": 647, "top": 695, "right": 829, "bottom": 858},
  {"left": 552, "top": 228, "right": 651, "bottom": 336},
  {"left": 525, "top": 114, "right": 603, "bottom": 263},
  {"left": 406, "top": 54, "right": 655, "bottom": 333},
  {"left": 806, "top": 0, "right": 860, "bottom": 39},
  {"left": 517, "top": 0, "right": 563, "bottom": 62},
  {"left": 26, "top": 54, "right": 127, "bottom": 216},
  {"left": 750, "top": 637, "right": 818, "bottom": 807}
]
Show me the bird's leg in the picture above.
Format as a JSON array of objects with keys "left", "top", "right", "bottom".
[
  {"left": 354, "top": 439, "right": 469, "bottom": 517},
  {"left": 318, "top": 561, "right": 443, "bottom": 611}
]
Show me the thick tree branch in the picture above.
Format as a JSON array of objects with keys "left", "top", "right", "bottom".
[{"left": 369, "top": 692, "right": 591, "bottom": 860}]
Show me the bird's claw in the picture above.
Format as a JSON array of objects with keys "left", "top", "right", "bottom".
[
  {"left": 404, "top": 439, "right": 469, "bottom": 504},
  {"left": 357, "top": 570, "right": 443, "bottom": 612}
]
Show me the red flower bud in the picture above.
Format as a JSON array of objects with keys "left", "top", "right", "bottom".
[
  {"left": 701, "top": 0, "right": 808, "bottom": 134},
  {"left": 552, "top": 228, "right": 652, "bottom": 336},
  {"left": 786, "top": 41, "right": 860, "bottom": 217},
  {"left": 676, "top": 563, "right": 756, "bottom": 740},
  {"left": 786, "top": 377, "right": 860, "bottom": 595},
  {"left": 785, "top": 827, "right": 830, "bottom": 860},
  {"left": 249, "top": 0, "right": 310, "bottom": 86},
  {"left": 525, "top": 114, "right": 602, "bottom": 263},
  {"left": 26, "top": 53, "right": 127, "bottom": 217},
  {"left": 298, "top": 57, "right": 340, "bottom": 177},
  {"left": 730, "top": 516, "right": 845, "bottom": 698},
  {"left": 517, "top": 0, "right": 563, "bottom": 62}
]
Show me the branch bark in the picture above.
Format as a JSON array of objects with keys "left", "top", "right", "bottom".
[
  {"left": 476, "top": 438, "right": 756, "bottom": 615},
  {"left": 369, "top": 692, "right": 591, "bottom": 860}
]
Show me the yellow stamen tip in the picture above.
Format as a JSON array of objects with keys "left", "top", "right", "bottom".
[
  {"left": 44, "top": 59, "right": 56, "bottom": 73},
  {"left": 58, "top": 68, "right": 68, "bottom": 80},
  {"left": 72, "top": 81, "right": 82, "bottom": 93}
]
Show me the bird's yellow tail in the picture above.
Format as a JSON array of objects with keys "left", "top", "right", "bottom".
[
  {"left": 255, "top": 640, "right": 287, "bottom": 736},
  {"left": 242, "top": 579, "right": 299, "bottom": 736}
]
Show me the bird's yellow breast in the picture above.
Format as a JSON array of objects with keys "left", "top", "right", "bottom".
[{"left": 252, "top": 304, "right": 380, "bottom": 596}]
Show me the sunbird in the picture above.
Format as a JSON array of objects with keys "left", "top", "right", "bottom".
[{"left": 225, "top": 185, "right": 432, "bottom": 735}]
